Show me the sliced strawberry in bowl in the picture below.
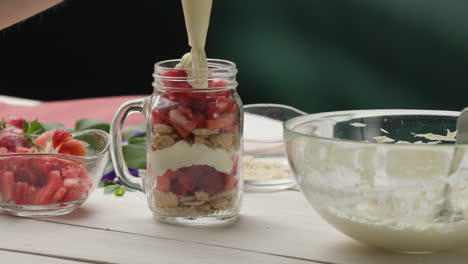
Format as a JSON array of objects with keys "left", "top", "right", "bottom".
[
  {"left": 58, "top": 139, "right": 87, "bottom": 157},
  {"left": 37, "top": 170, "right": 63, "bottom": 205},
  {"left": 7, "top": 117, "right": 24, "bottom": 129},
  {"left": 34, "top": 129, "right": 55, "bottom": 148},
  {"left": 52, "top": 129, "right": 72, "bottom": 149},
  {"left": 0, "top": 126, "right": 30, "bottom": 152},
  {"left": 0, "top": 124, "right": 108, "bottom": 216},
  {"left": 24, "top": 185, "right": 39, "bottom": 205},
  {"left": 13, "top": 182, "right": 28, "bottom": 205},
  {"left": 50, "top": 186, "right": 67, "bottom": 204},
  {"left": 1, "top": 171, "right": 15, "bottom": 203},
  {"left": 60, "top": 187, "right": 87, "bottom": 203}
]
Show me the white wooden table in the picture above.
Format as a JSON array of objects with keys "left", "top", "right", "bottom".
[
  {"left": 1, "top": 96, "right": 468, "bottom": 263},
  {"left": 1, "top": 190, "right": 468, "bottom": 264}
]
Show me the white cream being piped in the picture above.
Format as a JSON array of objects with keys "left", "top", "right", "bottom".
[{"left": 176, "top": 0, "right": 213, "bottom": 88}]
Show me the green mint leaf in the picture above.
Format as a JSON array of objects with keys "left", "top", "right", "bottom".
[
  {"left": 123, "top": 122, "right": 147, "bottom": 134},
  {"left": 99, "top": 180, "right": 117, "bottom": 188},
  {"left": 22, "top": 120, "right": 29, "bottom": 132},
  {"left": 22, "top": 120, "right": 46, "bottom": 151},
  {"left": 104, "top": 184, "right": 119, "bottom": 194},
  {"left": 75, "top": 119, "right": 110, "bottom": 133},
  {"left": 0, "top": 120, "right": 6, "bottom": 131},
  {"left": 122, "top": 144, "right": 147, "bottom": 169},
  {"left": 128, "top": 136, "right": 146, "bottom": 147},
  {"left": 24, "top": 120, "right": 46, "bottom": 136},
  {"left": 42, "top": 122, "right": 67, "bottom": 131}
]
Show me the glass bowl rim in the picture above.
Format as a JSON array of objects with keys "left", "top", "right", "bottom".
[
  {"left": 0, "top": 129, "right": 110, "bottom": 161},
  {"left": 283, "top": 109, "right": 466, "bottom": 148}
]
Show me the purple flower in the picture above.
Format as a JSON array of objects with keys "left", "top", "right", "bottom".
[{"left": 101, "top": 168, "right": 140, "bottom": 182}]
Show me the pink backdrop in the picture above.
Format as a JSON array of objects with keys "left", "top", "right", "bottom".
[{"left": 0, "top": 95, "right": 148, "bottom": 128}]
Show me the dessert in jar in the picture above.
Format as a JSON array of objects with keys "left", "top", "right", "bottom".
[
  {"left": 147, "top": 59, "right": 242, "bottom": 223},
  {"left": 109, "top": 0, "right": 243, "bottom": 225}
]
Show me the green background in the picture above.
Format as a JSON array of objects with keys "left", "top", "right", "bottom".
[{"left": 208, "top": 0, "right": 468, "bottom": 113}]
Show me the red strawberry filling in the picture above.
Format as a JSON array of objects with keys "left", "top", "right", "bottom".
[
  {"left": 152, "top": 71, "right": 238, "bottom": 138},
  {"left": 156, "top": 157, "right": 239, "bottom": 198},
  {"left": 0, "top": 156, "right": 92, "bottom": 205}
]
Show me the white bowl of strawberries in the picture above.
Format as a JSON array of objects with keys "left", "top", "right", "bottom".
[{"left": 0, "top": 118, "right": 109, "bottom": 217}]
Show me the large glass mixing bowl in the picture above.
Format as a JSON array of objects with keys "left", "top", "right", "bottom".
[{"left": 284, "top": 109, "right": 468, "bottom": 253}]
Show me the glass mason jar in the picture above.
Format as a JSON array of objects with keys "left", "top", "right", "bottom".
[{"left": 110, "top": 59, "right": 243, "bottom": 226}]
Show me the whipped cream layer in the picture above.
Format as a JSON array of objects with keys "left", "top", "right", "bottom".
[{"left": 150, "top": 140, "right": 233, "bottom": 177}]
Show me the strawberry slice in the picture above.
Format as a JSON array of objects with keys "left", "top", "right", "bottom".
[
  {"left": 52, "top": 129, "right": 72, "bottom": 149},
  {"left": 190, "top": 166, "right": 225, "bottom": 195},
  {"left": 60, "top": 188, "right": 86, "bottom": 203},
  {"left": 160, "top": 70, "right": 191, "bottom": 88},
  {"left": 58, "top": 139, "right": 87, "bottom": 156},
  {"left": 225, "top": 156, "right": 239, "bottom": 190},
  {"left": 15, "top": 147, "right": 34, "bottom": 153},
  {"left": 206, "top": 80, "right": 231, "bottom": 98},
  {"left": 156, "top": 175, "right": 172, "bottom": 192},
  {"left": 172, "top": 183, "right": 189, "bottom": 196},
  {"left": 192, "top": 112, "right": 207, "bottom": 128},
  {"left": 13, "top": 182, "right": 28, "bottom": 204},
  {"left": 178, "top": 172, "right": 197, "bottom": 192},
  {"left": 168, "top": 107, "right": 197, "bottom": 139},
  {"left": 38, "top": 170, "right": 63, "bottom": 205},
  {"left": 24, "top": 185, "right": 38, "bottom": 205},
  {"left": 34, "top": 129, "right": 55, "bottom": 148},
  {"left": 0, "top": 171, "right": 14, "bottom": 203},
  {"left": 206, "top": 113, "right": 238, "bottom": 133},
  {"left": 0, "top": 126, "right": 30, "bottom": 152},
  {"left": 7, "top": 117, "right": 24, "bottom": 129},
  {"left": 63, "top": 178, "right": 85, "bottom": 188},
  {"left": 206, "top": 97, "right": 235, "bottom": 119},
  {"left": 50, "top": 187, "right": 67, "bottom": 203},
  {"left": 61, "top": 166, "right": 81, "bottom": 179}
]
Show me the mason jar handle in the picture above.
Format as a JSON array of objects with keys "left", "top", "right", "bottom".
[{"left": 110, "top": 98, "right": 147, "bottom": 192}]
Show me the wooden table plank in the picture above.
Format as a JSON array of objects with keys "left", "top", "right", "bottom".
[
  {"left": 0, "top": 249, "right": 83, "bottom": 263},
  {"left": 0, "top": 215, "right": 320, "bottom": 264},
  {"left": 12, "top": 190, "right": 468, "bottom": 264}
]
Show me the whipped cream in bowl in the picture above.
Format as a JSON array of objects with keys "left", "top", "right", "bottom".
[{"left": 284, "top": 109, "right": 468, "bottom": 253}]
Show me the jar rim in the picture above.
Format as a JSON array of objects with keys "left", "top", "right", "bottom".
[
  {"left": 152, "top": 58, "right": 238, "bottom": 90},
  {"left": 154, "top": 58, "right": 237, "bottom": 72}
]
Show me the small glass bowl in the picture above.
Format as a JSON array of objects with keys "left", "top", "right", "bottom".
[
  {"left": 243, "top": 104, "right": 306, "bottom": 191},
  {"left": 0, "top": 129, "right": 109, "bottom": 217}
]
